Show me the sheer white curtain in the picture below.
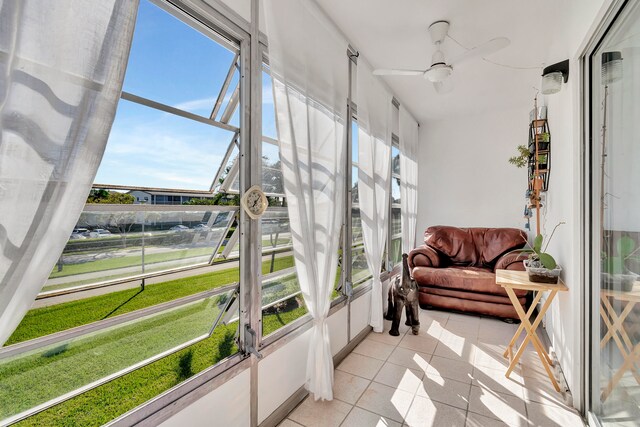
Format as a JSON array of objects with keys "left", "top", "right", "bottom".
[
  {"left": 263, "top": 0, "right": 347, "bottom": 401},
  {"left": 357, "top": 61, "right": 392, "bottom": 333},
  {"left": 0, "top": 0, "right": 138, "bottom": 345},
  {"left": 400, "top": 106, "right": 419, "bottom": 253}
]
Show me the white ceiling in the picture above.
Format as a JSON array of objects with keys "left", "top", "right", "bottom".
[{"left": 316, "top": 0, "right": 571, "bottom": 123}]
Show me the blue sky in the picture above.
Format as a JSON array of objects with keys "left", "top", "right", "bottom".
[{"left": 95, "top": 0, "right": 276, "bottom": 190}]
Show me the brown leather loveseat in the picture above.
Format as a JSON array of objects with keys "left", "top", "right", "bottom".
[{"left": 408, "top": 226, "right": 529, "bottom": 320}]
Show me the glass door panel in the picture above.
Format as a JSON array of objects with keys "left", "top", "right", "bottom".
[{"left": 590, "top": 2, "right": 640, "bottom": 424}]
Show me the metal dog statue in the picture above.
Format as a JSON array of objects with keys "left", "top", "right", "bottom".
[{"left": 385, "top": 253, "right": 420, "bottom": 336}]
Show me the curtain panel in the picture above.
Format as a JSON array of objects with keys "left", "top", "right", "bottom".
[
  {"left": 399, "top": 106, "right": 419, "bottom": 254},
  {"left": 263, "top": 0, "right": 348, "bottom": 401},
  {"left": 0, "top": 0, "right": 138, "bottom": 345},
  {"left": 356, "top": 60, "right": 392, "bottom": 333}
]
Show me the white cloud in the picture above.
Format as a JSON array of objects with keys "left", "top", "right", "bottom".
[
  {"left": 172, "top": 97, "right": 216, "bottom": 112},
  {"left": 96, "top": 113, "right": 232, "bottom": 190}
]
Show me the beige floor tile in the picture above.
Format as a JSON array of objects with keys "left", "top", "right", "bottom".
[
  {"left": 446, "top": 319, "right": 480, "bottom": 338},
  {"left": 522, "top": 374, "right": 569, "bottom": 408},
  {"left": 404, "top": 396, "right": 466, "bottom": 427},
  {"left": 340, "top": 406, "right": 402, "bottom": 427},
  {"left": 434, "top": 333, "right": 476, "bottom": 362},
  {"left": 417, "top": 321, "right": 445, "bottom": 340},
  {"left": 353, "top": 338, "right": 396, "bottom": 361},
  {"left": 420, "top": 308, "right": 449, "bottom": 321},
  {"left": 417, "top": 373, "right": 472, "bottom": 410},
  {"left": 472, "top": 365, "right": 526, "bottom": 399},
  {"left": 398, "top": 332, "right": 439, "bottom": 354},
  {"left": 367, "top": 329, "right": 405, "bottom": 346},
  {"left": 355, "top": 381, "right": 414, "bottom": 423},
  {"left": 416, "top": 374, "right": 471, "bottom": 410},
  {"left": 465, "top": 411, "right": 511, "bottom": 427},
  {"left": 427, "top": 355, "right": 474, "bottom": 384},
  {"left": 288, "top": 396, "right": 352, "bottom": 427},
  {"left": 447, "top": 311, "right": 479, "bottom": 322},
  {"left": 473, "top": 343, "right": 513, "bottom": 371},
  {"left": 373, "top": 361, "right": 424, "bottom": 393},
  {"left": 333, "top": 370, "right": 371, "bottom": 404},
  {"left": 337, "top": 353, "right": 384, "bottom": 380},
  {"left": 278, "top": 419, "right": 304, "bottom": 427},
  {"left": 386, "top": 346, "right": 432, "bottom": 372},
  {"left": 526, "top": 401, "right": 584, "bottom": 427},
  {"left": 467, "top": 386, "right": 528, "bottom": 427}
]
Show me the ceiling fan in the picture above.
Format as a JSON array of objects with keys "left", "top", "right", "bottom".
[{"left": 373, "top": 20, "right": 510, "bottom": 93}]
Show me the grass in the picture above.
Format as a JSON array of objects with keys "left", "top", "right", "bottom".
[
  {"left": 7, "top": 255, "right": 295, "bottom": 345},
  {"left": 50, "top": 238, "right": 291, "bottom": 280},
  {"left": 1, "top": 250, "right": 323, "bottom": 425},
  {"left": 49, "top": 247, "right": 217, "bottom": 279},
  {"left": 10, "top": 307, "right": 307, "bottom": 427}
]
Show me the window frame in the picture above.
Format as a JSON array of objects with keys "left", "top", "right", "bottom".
[{"left": 2, "top": 1, "right": 413, "bottom": 424}]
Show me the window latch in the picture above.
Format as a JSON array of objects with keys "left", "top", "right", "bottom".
[{"left": 244, "top": 324, "right": 263, "bottom": 359}]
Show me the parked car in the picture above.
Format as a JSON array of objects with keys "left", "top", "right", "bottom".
[
  {"left": 72, "top": 228, "right": 90, "bottom": 237},
  {"left": 170, "top": 225, "right": 190, "bottom": 231},
  {"left": 89, "top": 229, "right": 112, "bottom": 238},
  {"left": 193, "top": 223, "right": 210, "bottom": 231},
  {"left": 70, "top": 233, "right": 86, "bottom": 240}
]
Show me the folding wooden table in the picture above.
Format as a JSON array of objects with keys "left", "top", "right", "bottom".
[
  {"left": 599, "top": 282, "right": 640, "bottom": 401},
  {"left": 495, "top": 269, "right": 568, "bottom": 392}
]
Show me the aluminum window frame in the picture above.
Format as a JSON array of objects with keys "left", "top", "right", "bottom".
[{"left": 0, "top": 1, "right": 255, "bottom": 425}]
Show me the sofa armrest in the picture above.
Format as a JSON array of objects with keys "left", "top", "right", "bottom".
[
  {"left": 494, "top": 250, "right": 529, "bottom": 272},
  {"left": 408, "top": 246, "right": 442, "bottom": 269}
]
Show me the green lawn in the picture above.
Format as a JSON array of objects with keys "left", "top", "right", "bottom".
[
  {"left": 12, "top": 305, "right": 307, "bottom": 427},
  {"left": 1, "top": 251, "right": 318, "bottom": 426},
  {"left": 49, "top": 246, "right": 217, "bottom": 279},
  {"left": 50, "top": 238, "right": 291, "bottom": 281},
  {"left": 8, "top": 255, "right": 295, "bottom": 345}
]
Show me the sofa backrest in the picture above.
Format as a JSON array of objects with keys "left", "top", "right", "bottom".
[{"left": 424, "top": 226, "right": 527, "bottom": 267}]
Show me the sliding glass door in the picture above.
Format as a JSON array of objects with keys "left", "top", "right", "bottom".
[{"left": 589, "top": 2, "right": 640, "bottom": 425}]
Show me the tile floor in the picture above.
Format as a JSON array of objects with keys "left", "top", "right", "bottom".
[{"left": 279, "top": 308, "right": 585, "bottom": 427}]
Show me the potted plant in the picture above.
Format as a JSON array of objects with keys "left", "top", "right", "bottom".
[
  {"left": 508, "top": 145, "right": 529, "bottom": 168},
  {"left": 522, "top": 222, "right": 565, "bottom": 284},
  {"left": 601, "top": 235, "right": 638, "bottom": 292}
]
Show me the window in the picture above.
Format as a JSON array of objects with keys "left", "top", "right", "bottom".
[
  {"left": 0, "top": 2, "right": 244, "bottom": 424},
  {"left": 390, "top": 142, "right": 402, "bottom": 267},
  {"left": 350, "top": 119, "right": 374, "bottom": 287}
]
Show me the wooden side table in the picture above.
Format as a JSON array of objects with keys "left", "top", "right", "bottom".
[
  {"left": 599, "top": 283, "right": 640, "bottom": 401},
  {"left": 495, "top": 269, "right": 568, "bottom": 392}
]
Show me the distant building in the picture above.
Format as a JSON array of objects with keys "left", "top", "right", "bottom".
[
  {"left": 92, "top": 184, "right": 217, "bottom": 205},
  {"left": 127, "top": 190, "right": 216, "bottom": 205}
]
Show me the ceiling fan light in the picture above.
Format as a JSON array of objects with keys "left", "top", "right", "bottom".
[
  {"left": 425, "top": 64, "right": 452, "bottom": 82},
  {"left": 541, "top": 71, "right": 563, "bottom": 95}
]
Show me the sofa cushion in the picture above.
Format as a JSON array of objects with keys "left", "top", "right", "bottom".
[
  {"left": 412, "top": 265, "right": 528, "bottom": 298},
  {"left": 424, "top": 226, "right": 526, "bottom": 267}
]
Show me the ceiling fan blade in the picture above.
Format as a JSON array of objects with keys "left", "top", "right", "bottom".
[
  {"left": 433, "top": 79, "right": 454, "bottom": 94},
  {"left": 449, "top": 37, "right": 510, "bottom": 66},
  {"left": 373, "top": 69, "right": 424, "bottom": 76}
]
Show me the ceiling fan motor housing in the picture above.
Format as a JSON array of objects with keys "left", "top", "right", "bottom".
[{"left": 428, "top": 20, "right": 450, "bottom": 44}]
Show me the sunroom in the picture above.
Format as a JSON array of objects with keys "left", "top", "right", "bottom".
[{"left": 0, "top": 0, "right": 639, "bottom": 426}]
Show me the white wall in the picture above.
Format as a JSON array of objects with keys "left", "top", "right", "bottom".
[
  {"left": 536, "top": 0, "right": 612, "bottom": 410},
  {"left": 159, "top": 369, "right": 251, "bottom": 427},
  {"left": 416, "top": 105, "right": 533, "bottom": 241}
]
